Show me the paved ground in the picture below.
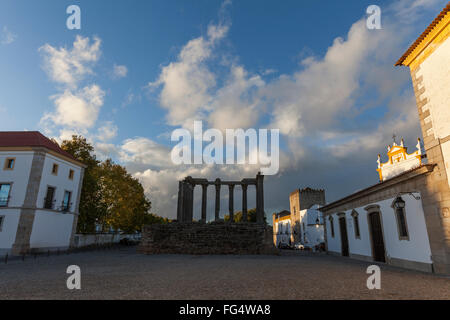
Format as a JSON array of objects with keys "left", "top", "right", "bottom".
[{"left": 0, "top": 247, "right": 448, "bottom": 299}]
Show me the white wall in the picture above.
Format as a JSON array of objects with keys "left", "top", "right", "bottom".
[
  {"left": 0, "top": 150, "right": 83, "bottom": 252},
  {"left": 417, "top": 36, "right": 450, "bottom": 187},
  {"left": 29, "top": 209, "right": 75, "bottom": 249},
  {"left": 37, "top": 153, "right": 82, "bottom": 212},
  {"left": 0, "top": 151, "right": 34, "bottom": 207},
  {"left": 418, "top": 36, "right": 450, "bottom": 140},
  {"left": 326, "top": 193, "right": 432, "bottom": 264},
  {"left": 274, "top": 220, "right": 291, "bottom": 246},
  {"left": 299, "top": 206, "right": 324, "bottom": 247},
  {"left": 0, "top": 209, "right": 20, "bottom": 251}
]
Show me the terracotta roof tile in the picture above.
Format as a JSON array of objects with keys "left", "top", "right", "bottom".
[
  {"left": 0, "top": 131, "right": 82, "bottom": 166},
  {"left": 396, "top": 3, "right": 450, "bottom": 66}
]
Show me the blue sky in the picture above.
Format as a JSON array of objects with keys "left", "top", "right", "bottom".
[{"left": 1, "top": 0, "right": 448, "bottom": 219}]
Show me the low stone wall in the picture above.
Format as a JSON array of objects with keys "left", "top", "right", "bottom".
[
  {"left": 139, "top": 222, "right": 277, "bottom": 255},
  {"left": 72, "top": 233, "right": 141, "bottom": 248}
]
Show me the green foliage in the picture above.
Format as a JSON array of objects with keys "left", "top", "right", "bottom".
[
  {"left": 143, "top": 212, "right": 171, "bottom": 225},
  {"left": 61, "top": 135, "right": 165, "bottom": 233},
  {"left": 224, "top": 208, "right": 266, "bottom": 223}
]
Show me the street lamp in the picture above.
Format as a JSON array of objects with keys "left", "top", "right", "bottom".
[{"left": 393, "top": 196, "right": 406, "bottom": 210}]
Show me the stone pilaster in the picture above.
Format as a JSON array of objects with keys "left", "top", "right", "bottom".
[
  {"left": 69, "top": 167, "right": 85, "bottom": 248},
  {"left": 11, "top": 150, "right": 46, "bottom": 255},
  {"left": 411, "top": 65, "right": 450, "bottom": 274}
]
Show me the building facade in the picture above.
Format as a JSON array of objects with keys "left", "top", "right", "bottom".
[
  {"left": 395, "top": 3, "right": 450, "bottom": 274},
  {"left": 0, "top": 132, "right": 85, "bottom": 256},
  {"left": 320, "top": 3, "right": 450, "bottom": 275},
  {"left": 272, "top": 188, "right": 326, "bottom": 248},
  {"left": 289, "top": 188, "right": 325, "bottom": 246},
  {"left": 273, "top": 210, "right": 291, "bottom": 247}
]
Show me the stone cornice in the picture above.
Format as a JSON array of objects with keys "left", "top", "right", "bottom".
[{"left": 320, "top": 164, "right": 436, "bottom": 213}]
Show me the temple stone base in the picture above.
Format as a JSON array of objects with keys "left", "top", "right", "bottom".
[{"left": 139, "top": 222, "right": 278, "bottom": 255}]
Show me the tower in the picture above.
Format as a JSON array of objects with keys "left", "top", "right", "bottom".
[{"left": 396, "top": 4, "right": 450, "bottom": 274}]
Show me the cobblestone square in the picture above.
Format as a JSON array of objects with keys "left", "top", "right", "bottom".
[{"left": 0, "top": 247, "right": 448, "bottom": 300}]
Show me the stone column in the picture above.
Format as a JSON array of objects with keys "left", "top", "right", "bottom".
[
  {"left": 228, "top": 184, "right": 235, "bottom": 222},
  {"left": 187, "top": 183, "right": 194, "bottom": 222},
  {"left": 215, "top": 179, "right": 221, "bottom": 221},
  {"left": 242, "top": 184, "right": 248, "bottom": 222},
  {"left": 201, "top": 184, "right": 207, "bottom": 223},
  {"left": 256, "top": 172, "right": 265, "bottom": 224},
  {"left": 182, "top": 179, "right": 194, "bottom": 222},
  {"left": 177, "top": 181, "right": 184, "bottom": 222}
]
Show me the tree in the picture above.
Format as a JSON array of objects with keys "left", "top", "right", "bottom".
[
  {"left": 97, "top": 159, "right": 151, "bottom": 233},
  {"left": 61, "top": 136, "right": 104, "bottom": 233},
  {"left": 224, "top": 208, "right": 266, "bottom": 223},
  {"left": 61, "top": 135, "right": 160, "bottom": 233}
]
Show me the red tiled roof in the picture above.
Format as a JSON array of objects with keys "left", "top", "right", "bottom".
[
  {"left": 395, "top": 2, "right": 450, "bottom": 66},
  {"left": 0, "top": 131, "right": 83, "bottom": 166}
]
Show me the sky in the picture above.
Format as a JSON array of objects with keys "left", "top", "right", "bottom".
[{"left": 0, "top": 0, "right": 448, "bottom": 222}]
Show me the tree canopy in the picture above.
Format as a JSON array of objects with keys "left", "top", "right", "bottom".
[
  {"left": 224, "top": 208, "right": 266, "bottom": 224},
  {"left": 61, "top": 135, "right": 167, "bottom": 233}
]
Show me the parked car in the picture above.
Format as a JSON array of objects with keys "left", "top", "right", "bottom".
[
  {"left": 278, "top": 242, "right": 291, "bottom": 249},
  {"left": 294, "top": 243, "right": 304, "bottom": 250}
]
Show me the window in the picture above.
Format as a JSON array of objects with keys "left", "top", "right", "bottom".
[
  {"left": 393, "top": 196, "right": 409, "bottom": 240},
  {"left": 62, "top": 191, "right": 72, "bottom": 211},
  {"left": 0, "top": 184, "right": 11, "bottom": 207},
  {"left": 0, "top": 216, "right": 4, "bottom": 232},
  {"left": 69, "top": 169, "right": 74, "bottom": 180},
  {"left": 3, "top": 158, "right": 15, "bottom": 170},
  {"left": 351, "top": 210, "right": 361, "bottom": 239},
  {"left": 44, "top": 186, "right": 55, "bottom": 209},
  {"left": 51, "top": 163, "right": 59, "bottom": 175},
  {"left": 329, "top": 216, "right": 335, "bottom": 238}
]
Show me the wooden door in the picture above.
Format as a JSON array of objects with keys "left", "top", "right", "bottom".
[
  {"left": 369, "top": 212, "right": 386, "bottom": 262},
  {"left": 339, "top": 217, "right": 349, "bottom": 257}
]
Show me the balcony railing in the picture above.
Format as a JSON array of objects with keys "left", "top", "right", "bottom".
[
  {"left": 0, "top": 196, "right": 9, "bottom": 207},
  {"left": 43, "top": 198, "right": 56, "bottom": 210},
  {"left": 58, "top": 203, "right": 72, "bottom": 212}
]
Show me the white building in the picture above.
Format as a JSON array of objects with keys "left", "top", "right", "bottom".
[
  {"left": 0, "top": 131, "right": 85, "bottom": 256},
  {"left": 320, "top": 138, "right": 434, "bottom": 272},
  {"left": 272, "top": 210, "right": 292, "bottom": 247},
  {"left": 296, "top": 205, "right": 324, "bottom": 249}
]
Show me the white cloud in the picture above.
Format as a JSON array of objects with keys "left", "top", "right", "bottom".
[
  {"left": 137, "top": 0, "right": 437, "bottom": 218},
  {"left": 389, "top": 0, "right": 447, "bottom": 22},
  {"left": 113, "top": 64, "right": 128, "bottom": 79},
  {"left": 119, "top": 137, "right": 173, "bottom": 170},
  {"left": 39, "top": 35, "right": 101, "bottom": 88},
  {"left": 148, "top": 22, "right": 229, "bottom": 127},
  {"left": 97, "top": 121, "right": 118, "bottom": 142},
  {"left": 39, "top": 36, "right": 106, "bottom": 140},
  {"left": 41, "top": 84, "right": 105, "bottom": 130},
  {"left": 1, "top": 26, "right": 17, "bottom": 45}
]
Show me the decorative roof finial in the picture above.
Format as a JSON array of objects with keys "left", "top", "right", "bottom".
[{"left": 392, "top": 133, "right": 397, "bottom": 145}]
